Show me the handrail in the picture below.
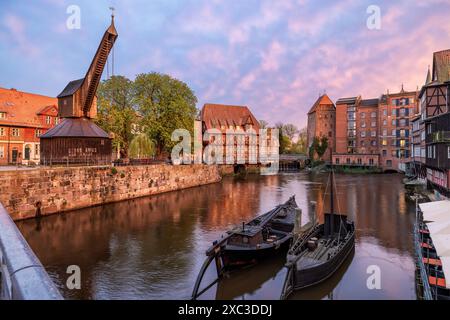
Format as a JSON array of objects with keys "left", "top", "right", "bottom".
[{"left": 0, "top": 202, "right": 63, "bottom": 300}]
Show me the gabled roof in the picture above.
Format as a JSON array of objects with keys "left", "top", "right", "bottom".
[
  {"left": 201, "top": 103, "right": 260, "bottom": 130},
  {"left": 57, "top": 78, "right": 84, "bottom": 98},
  {"left": 37, "top": 105, "right": 58, "bottom": 115},
  {"left": 425, "top": 66, "right": 432, "bottom": 85},
  {"left": 0, "top": 87, "right": 57, "bottom": 128},
  {"left": 432, "top": 49, "right": 450, "bottom": 83},
  {"left": 40, "top": 117, "right": 110, "bottom": 138},
  {"left": 308, "top": 94, "right": 335, "bottom": 114}
]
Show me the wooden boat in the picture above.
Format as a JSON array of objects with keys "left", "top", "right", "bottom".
[
  {"left": 217, "top": 196, "right": 299, "bottom": 270},
  {"left": 191, "top": 196, "right": 300, "bottom": 299},
  {"left": 280, "top": 151, "right": 355, "bottom": 299}
]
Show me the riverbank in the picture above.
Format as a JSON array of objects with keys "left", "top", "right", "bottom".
[{"left": 0, "top": 164, "right": 221, "bottom": 221}]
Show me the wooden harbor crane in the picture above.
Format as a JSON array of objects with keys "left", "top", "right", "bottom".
[{"left": 40, "top": 12, "right": 118, "bottom": 165}]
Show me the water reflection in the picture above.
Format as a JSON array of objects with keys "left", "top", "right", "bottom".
[{"left": 16, "top": 173, "right": 416, "bottom": 300}]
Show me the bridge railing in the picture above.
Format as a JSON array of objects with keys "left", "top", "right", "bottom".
[{"left": 0, "top": 202, "right": 63, "bottom": 300}]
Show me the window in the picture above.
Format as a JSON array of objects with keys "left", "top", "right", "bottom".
[
  {"left": 371, "top": 131, "right": 376, "bottom": 137},
  {"left": 391, "top": 129, "right": 396, "bottom": 136},
  {"left": 12, "top": 128, "right": 20, "bottom": 137},
  {"left": 357, "top": 158, "right": 362, "bottom": 165},
  {"left": 361, "top": 122, "right": 366, "bottom": 128},
  {"left": 361, "top": 141, "right": 366, "bottom": 146},
  {"left": 399, "top": 108, "right": 406, "bottom": 117},
  {"left": 46, "top": 116, "right": 51, "bottom": 124},
  {"left": 382, "top": 150, "right": 387, "bottom": 156},
  {"left": 400, "top": 139, "right": 406, "bottom": 147},
  {"left": 369, "top": 158, "right": 374, "bottom": 165},
  {"left": 35, "top": 129, "right": 42, "bottom": 137},
  {"left": 35, "top": 144, "right": 40, "bottom": 156},
  {"left": 382, "top": 139, "right": 387, "bottom": 146},
  {"left": 346, "top": 158, "right": 350, "bottom": 164},
  {"left": 383, "top": 119, "right": 387, "bottom": 126},
  {"left": 371, "top": 140, "right": 377, "bottom": 146},
  {"left": 382, "top": 129, "right": 387, "bottom": 136},
  {"left": 0, "top": 127, "right": 5, "bottom": 136},
  {"left": 383, "top": 109, "right": 387, "bottom": 116},
  {"left": 336, "top": 158, "right": 340, "bottom": 165},
  {"left": 386, "top": 160, "right": 392, "bottom": 167},
  {"left": 399, "top": 119, "right": 406, "bottom": 127},
  {"left": 400, "top": 130, "right": 405, "bottom": 137},
  {"left": 361, "top": 112, "right": 366, "bottom": 119},
  {"left": 361, "top": 131, "right": 366, "bottom": 137},
  {"left": 392, "top": 119, "right": 396, "bottom": 126},
  {"left": 371, "top": 121, "right": 376, "bottom": 127},
  {"left": 0, "top": 112, "right": 6, "bottom": 119},
  {"left": 392, "top": 109, "right": 396, "bottom": 116},
  {"left": 55, "top": 117, "right": 60, "bottom": 125},
  {"left": 0, "top": 146, "right": 4, "bottom": 158}
]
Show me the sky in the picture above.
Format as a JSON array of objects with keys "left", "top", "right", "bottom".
[{"left": 1, "top": 0, "right": 450, "bottom": 129}]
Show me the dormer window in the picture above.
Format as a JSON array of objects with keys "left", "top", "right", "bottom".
[
  {"left": 0, "top": 112, "right": 6, "bottom": 119},
  {"left": 46, "top": 116, "right": 51, "bottom": 124}
]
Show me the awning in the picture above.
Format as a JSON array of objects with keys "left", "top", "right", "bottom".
[
  {"left": 427, "top": 218, "right": 450, "bottom": 236},
  {"left": 420, "top": 200, "right": 450, "bottom": 289},
  {"left": 420, "top": 200, "right": 450, "bottom": 222}
]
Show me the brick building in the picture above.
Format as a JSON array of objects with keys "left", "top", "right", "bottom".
[
  {"left": 377, "top": 88, "right": 419, "bottom": 171},
  {"left": 199, "top": 103, "right": 263, "bottom": 164},
  {"left": 0, "top": 87, "right": 58, "bottom": 165},
  {"left": 306, "top": 94, "right": 336, "bottom": 160},
  {"left": 418, "top": 49, "right": 450, "bottom": 198},
  {"left": 330, "top": 88, "right": 418, "bottom": 171}
]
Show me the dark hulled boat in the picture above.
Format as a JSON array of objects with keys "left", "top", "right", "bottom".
[
  {"left": 216, "top": 196, "right": 299, "bottom": 269},
  {"left": 280, "top": 153, "right": 355, "bottom": 299},
  {"left": 192, "top": 196, "right": 300, "bottom": 299}
]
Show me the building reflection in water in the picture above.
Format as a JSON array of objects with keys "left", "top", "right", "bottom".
[{"left": 16, "top": 173, "right": 416, "bottom": 300}]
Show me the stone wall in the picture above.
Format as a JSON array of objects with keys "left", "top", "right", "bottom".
[{"left": 0, "top": 164, "right": 221, "bottom": 221}]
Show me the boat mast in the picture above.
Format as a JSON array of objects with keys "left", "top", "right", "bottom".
[{"left": 329, "top": 147, "right": 334, "bottom": 236}]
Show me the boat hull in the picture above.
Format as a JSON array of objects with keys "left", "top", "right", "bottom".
[
  {"left": 292, "top": 230, "right": 355, "bottom": 290},
  {"left": 221, "top": 236, "right": 292, "bottom": 269}
]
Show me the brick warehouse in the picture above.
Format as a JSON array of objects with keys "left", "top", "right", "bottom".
[
  {"left": 307, "top": 94, "right": 336, "bottom": 161},
  {"left": 0, "top": 87, "right": 58, "bottom": 165},
  {"left": 308, "top": 87, "right": 419, "bottom": 172}
]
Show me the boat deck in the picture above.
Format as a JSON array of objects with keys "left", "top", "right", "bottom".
[{"left": 296, "top": 238, "right": 337, "bottom": 269}]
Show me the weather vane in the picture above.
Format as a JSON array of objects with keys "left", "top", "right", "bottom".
[{"left": 109, "top": 6, "right": 115, "bottom": 18}]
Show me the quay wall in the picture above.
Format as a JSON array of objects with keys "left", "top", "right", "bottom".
[{"left": 0, "top": 164, "right": 221, "bottom": 221}]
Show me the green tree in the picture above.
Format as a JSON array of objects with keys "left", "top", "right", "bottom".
[
  {"left": 282, "top": 123, "right": 299, "bottom": 142},
  {"left": 134, "top": 72, "right": 198, "bottom": 156},
  {"left": 96, "top": 75, "right": 136, "bottom": 158},
  {"left": 275, "top": 123, "right": 291, "bottom": 154},
  {"left": 315, "top": 135, "right": 329, "bottom": 160},
  {"left": 129, "top": 133, "right": 155, "bottom": 159}
]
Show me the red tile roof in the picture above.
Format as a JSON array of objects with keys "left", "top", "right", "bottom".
[
  {"left": 0, "top": 87, "right": 57, "bottom": 128},
  {"left": 308, "top": 94, "right": 335, "bottom": 114},
  {"left": 201, "top": 103, "right": 260, "bottom": 130}
]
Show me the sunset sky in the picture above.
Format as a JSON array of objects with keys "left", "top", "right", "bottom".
[{"left": 1, "top": 0, "right": 450, "bottom": 128}]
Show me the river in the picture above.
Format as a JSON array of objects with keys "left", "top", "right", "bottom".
[{"left": 16, "top": 172, "right": 417, "bottom": 300}]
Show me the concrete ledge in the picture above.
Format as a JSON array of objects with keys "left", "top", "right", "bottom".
[{"left": 0, "top": 202, "right": 63, "bottom": 300}]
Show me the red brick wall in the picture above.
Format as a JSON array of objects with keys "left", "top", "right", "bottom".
[{"left": 335, "top": 104, "right": 348, "bottom": 154}]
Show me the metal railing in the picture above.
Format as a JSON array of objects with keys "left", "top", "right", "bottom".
[{"left": 0, "top": 203, "right": 63, "bottom": 300}]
